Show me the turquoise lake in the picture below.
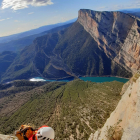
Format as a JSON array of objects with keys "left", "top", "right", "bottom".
[
  {"left": 30, "top": 76, "right": 129, "bottom": 83},
  {"left": 80, "top": 77, "right": 129, "bottom": 83}
]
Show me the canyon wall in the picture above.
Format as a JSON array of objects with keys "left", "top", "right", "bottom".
[{"left": 78, "top": 9, "right": 140, "bottom": 73}]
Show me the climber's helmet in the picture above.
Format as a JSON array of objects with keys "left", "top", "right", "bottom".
[{"left": 36, "top": 126, "right": 55, "bottom": 140}]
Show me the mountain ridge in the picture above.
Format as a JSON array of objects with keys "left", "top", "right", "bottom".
[
  {"left": 1, "top": 9, "right": 137, "bottom": 83},
  {"left": 0, "top": 23, "right": 73, "bottom": 53},
  {"left": 0, "top": 18, "right": 77, "bottom": 44},
  {"left": 1, "top": 20, "right": 132, "bottom": 83}
]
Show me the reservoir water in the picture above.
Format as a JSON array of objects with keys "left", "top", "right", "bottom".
[
  {"left": 80, "top": 77, "right": 129, "bottom": 83},
  {"left": 30, "top": 76, "right": 129, "bottom": 83}
]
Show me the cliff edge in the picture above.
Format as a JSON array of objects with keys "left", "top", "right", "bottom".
[
  {"left": 89, "top": 72, "right": 140, "bottom": 140},
  {"left": 78, "top": 9, "right": 140, "bottom": 74}
]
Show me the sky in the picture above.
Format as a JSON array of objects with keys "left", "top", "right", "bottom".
[{"left": 0, "top": 0, "right": 140, "bottom": 37}]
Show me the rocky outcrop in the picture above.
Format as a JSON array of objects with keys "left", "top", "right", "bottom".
[
  {"left": 0, "top": 134, "right": 17, "bottom": 140},
  {"left": 88, "top": 74, "right": 140, "bottom": 140},
  {"left": 78, "top": 9, "right": 140, "bottom": 73}
]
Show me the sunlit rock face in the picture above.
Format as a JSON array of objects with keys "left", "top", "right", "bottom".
[
  {"left": 88, "top": 76, "right": 140, "bottom": 140},
  {"left": 0, "top": 134, "right": 17, "bottom": 140},
  {"left": 78, "top": 9, "right": 140, "bottom": 73}
]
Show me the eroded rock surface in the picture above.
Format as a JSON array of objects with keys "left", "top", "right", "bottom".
[
  {"left": 78, "top": 9, "right": 140, "bottom": 73},
  {"left": 0, "top": 134, "right": 17, "bottom": 140},
  {"left": 89, "top": 76, "right": 140, "bottom": 140}
]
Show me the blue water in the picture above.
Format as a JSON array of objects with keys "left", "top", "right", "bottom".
[
  {"left": 31, "top": 76, "right": 129, "bottom": 83},
  {"left": 80, "top": 77, "right": 129, "bottom": 83},
  {"left": 30, "top": 77, "right": 75, "bottom": 82}
]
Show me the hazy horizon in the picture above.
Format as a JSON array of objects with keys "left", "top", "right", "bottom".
[{"left": 0, "top": 0, "right": 140, "bottom": 37}]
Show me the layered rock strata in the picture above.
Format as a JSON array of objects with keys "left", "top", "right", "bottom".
[{"left": 78, "top": 9, "right": 140, "bottom": 73}]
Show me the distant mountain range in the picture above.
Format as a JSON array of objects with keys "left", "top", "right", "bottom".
[
  {"left": 120, "top": 8, "right": 140, "bottom": 18},
  {"left": 0, "top": 18, "right": 77, "bottom": 44},
  {"left": 0, "top": 23, "right": 73, "bottom": 53},
  {"left": 120, "top": 8, "right": 140, "bottom": 13}
]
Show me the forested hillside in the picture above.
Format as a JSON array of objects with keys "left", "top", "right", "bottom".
[{"left": 0, "top": 80, "right": 123, "bottom": 139}]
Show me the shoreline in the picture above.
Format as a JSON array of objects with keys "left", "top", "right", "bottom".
[
  {"left": 29, "top": 76, "right": 75, "bottom": 82},
  {"left": 30, "top": 75, "right": 130, "bottom": 82},
  {"left": 78, "top": 75, "right": 130, "bottom": 80}
]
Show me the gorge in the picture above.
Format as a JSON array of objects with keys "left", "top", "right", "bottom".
[{"left": 1, "top": 9, "right": 140, "bottom": 83}]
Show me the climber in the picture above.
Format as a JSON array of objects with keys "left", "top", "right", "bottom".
[{"left": 15, "top": 125, "right": 55, "bottom": 140}]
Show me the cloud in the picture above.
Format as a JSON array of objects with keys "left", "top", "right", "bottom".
[
  {"left": 95, "top": 0, "right": 140, "bottom": 11},
  {"left": 0, "top": 17, "right": 12, "bottom": 22},
  {"left": 98, "top": 6, "right": 108, "bottom": 10},
  {"left": 110, "top": 0, "right": 140, "bottom": 11},
  {"left": 0, "top": 19, "right": 5, "bottom": 21},
  {"left": 7, "top": 17, "right": 12, "bottom": 19},
  {"left": 1, "top": 0, "right": 53, "bottom": 10},
  {"left": 14, "top": 20, "right": 19, "bottom": 22},
  {"left": 28, "top": 12, "right": 34, "bottom": 15}
]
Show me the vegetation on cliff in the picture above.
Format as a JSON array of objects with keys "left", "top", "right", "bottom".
[{"left": 0, "top": 51, "right": 17, "bottom": 82}]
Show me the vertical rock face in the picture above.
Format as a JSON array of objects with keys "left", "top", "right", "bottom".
[
  {"left": 114, "top": 20, "right": 140, "bottom": 73},
  {"left": 78, "top": 9, "right": 140, "bottom": 73},
  {"left": 89, "top": 74, "right": 140, "bottom": 140}
]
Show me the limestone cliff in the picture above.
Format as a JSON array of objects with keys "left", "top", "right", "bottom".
[
  {"left": 88, "top": 72, "right": 140, "bottom": 140},
  {"left": 0, "top": 134, "right": 17, "bottom": 140},
  {"left": 78, "top": 9, "right": 140, "bottom": 73}
]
